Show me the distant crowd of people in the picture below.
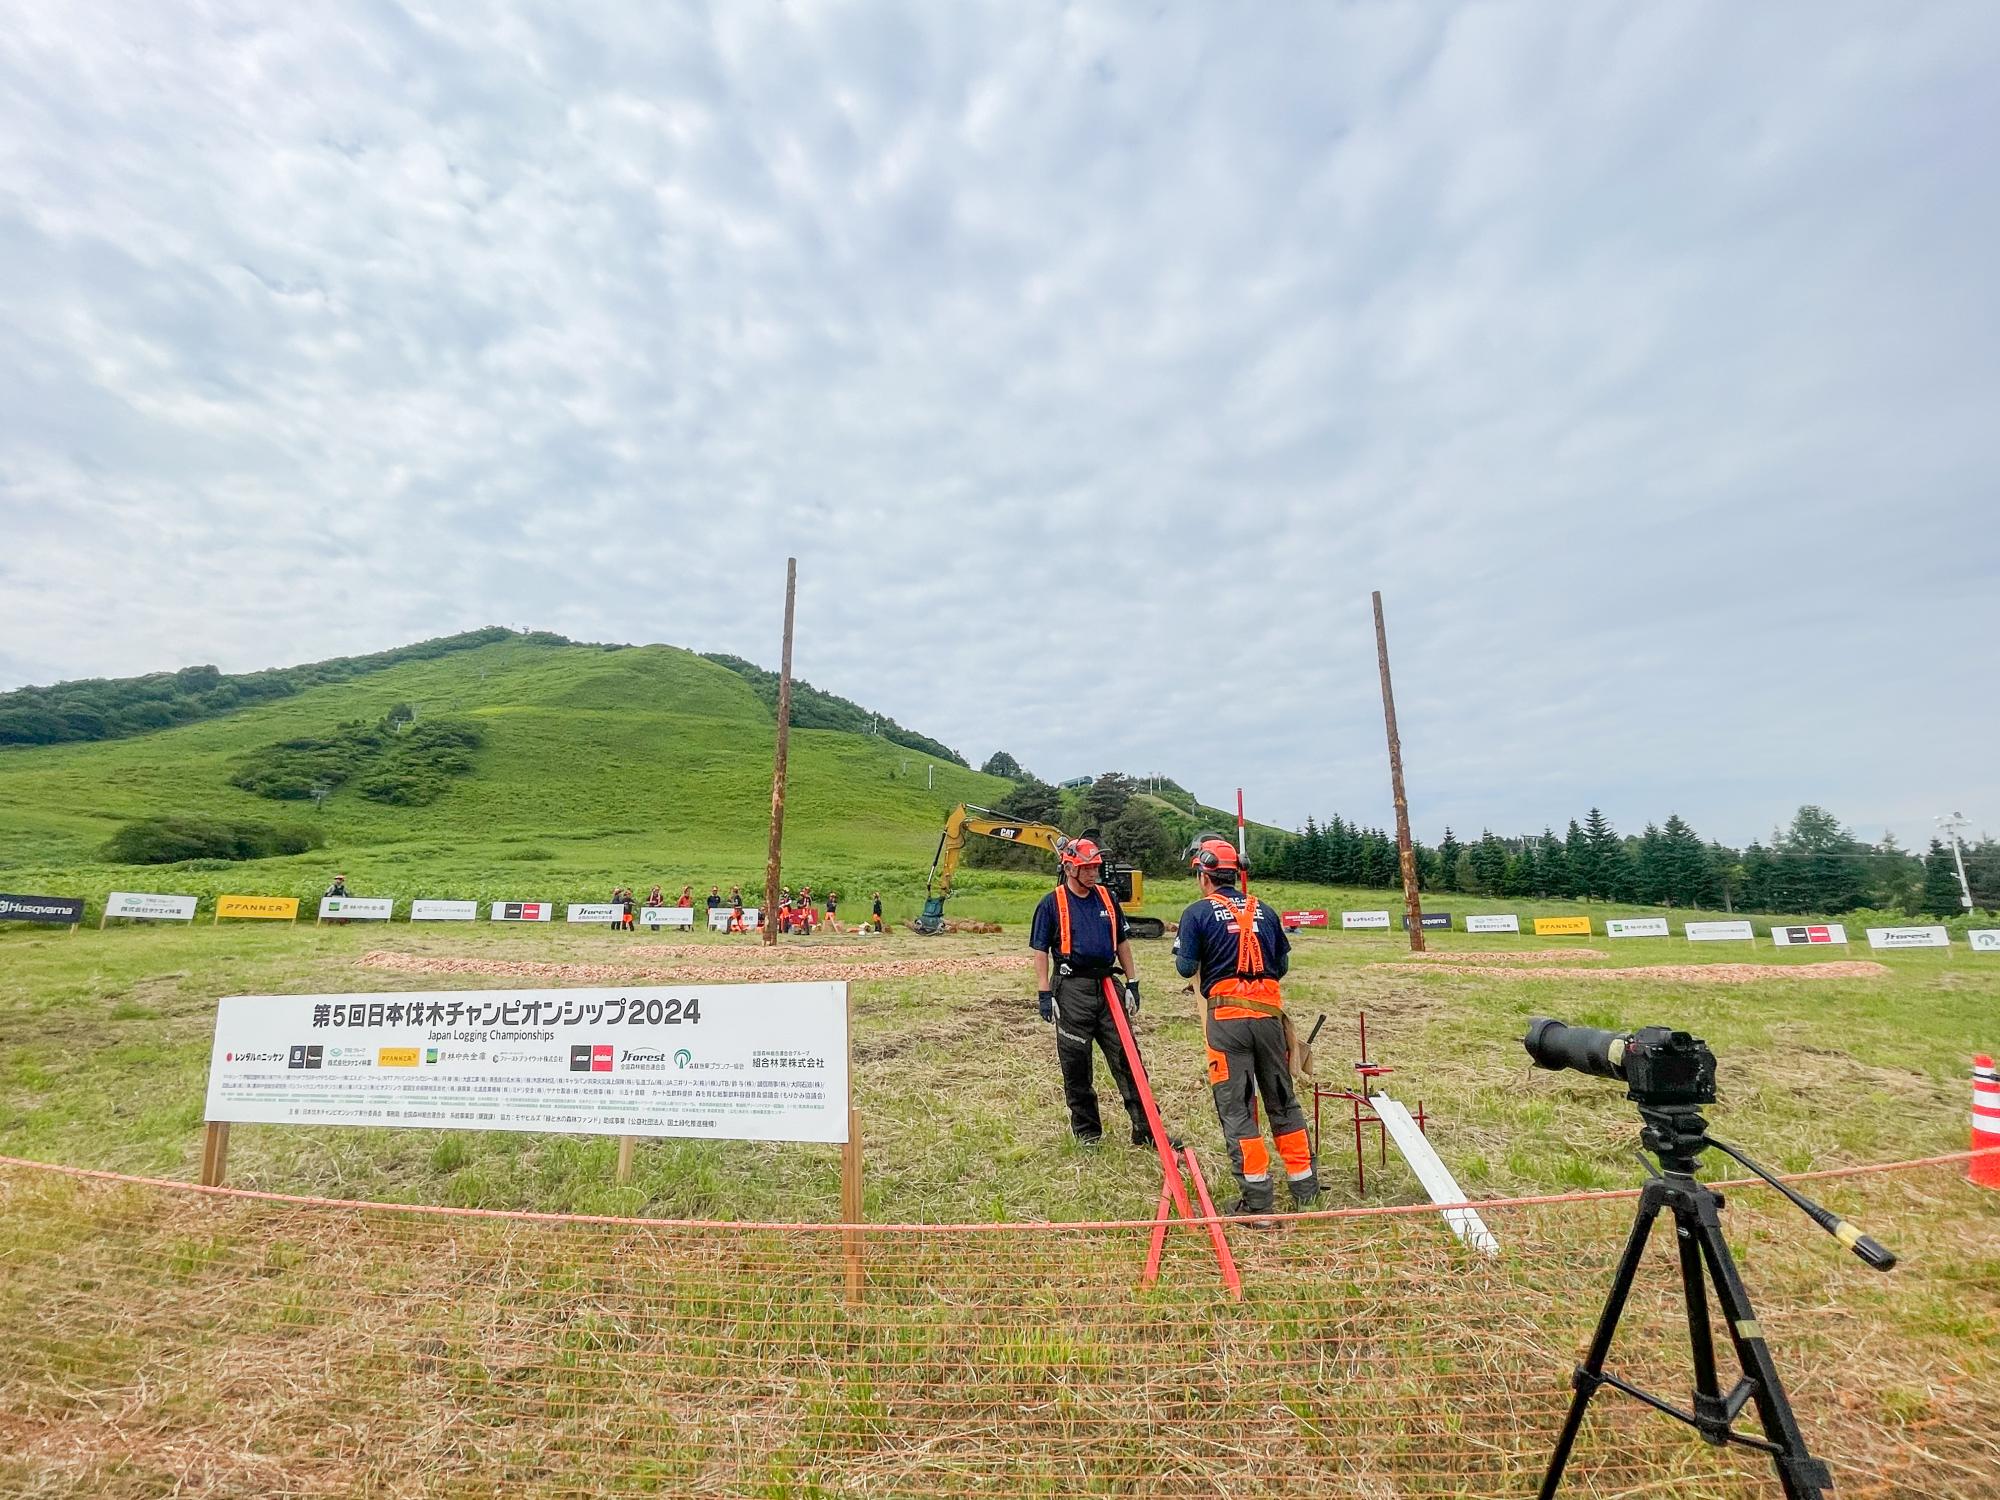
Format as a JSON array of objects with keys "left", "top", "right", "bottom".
[{"left": 597, "top": 883, "right": 888, "bottom": 934}]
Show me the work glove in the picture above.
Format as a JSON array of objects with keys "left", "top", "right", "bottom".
[
  {"left": 1037, "top": 990, "right": 1055, "bottom": 1024},
  {"left": 1123, "top": 980, "right": 1140, "bottom": 1018}
]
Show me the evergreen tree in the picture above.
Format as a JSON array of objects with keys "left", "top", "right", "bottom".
[
  {"left": 1656, "top": 814, "right": 1709, "bottom": 907},
  {"left": 1740, "top": 841, "right": 1776, "bottom": 911},
  {"left": 1774, "top": 805, "right": 1868, "bottom": 913},
  {"left": 1470, "top": 830, "right": 1509, "bottom": 894},
  {"left": 1103, "top": 801, "right": 1178, "bottom": 876},
  {"left": 1566, "top": 818, "right": 1595, "bottom": 900},
  {"left": 1635, "top": 823, "right": 1667, "bottom": 904},
  {"left": 980, "top": 751, "right": 1027, "bottom": 780},
  {"left": 995, "top": 778, "right": 1061, "bottom": 825},
  {"left": 1581, "top": 808, "right": 1621, "bottom": 900},
  {"left": 1921, "top": 838, "right": 1968, "bottom": 919},
  {"left": 1436, "top": 828, "right": 1463, "bottom": 892},
  {"left": 1080, "top": 772, "right": 1137, "bottom": 831},
  {"left": 1504, "top": 842, "right": 1539, "bottom": 897},
  {"left": 1538, "top": 829, "right": 1571, "bottom": 898}
]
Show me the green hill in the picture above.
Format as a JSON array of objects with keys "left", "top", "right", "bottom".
[{"left": 0, "top": 637, "right": 1015, "bottom": 912}]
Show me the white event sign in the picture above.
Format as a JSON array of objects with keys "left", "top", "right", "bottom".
[
  {"left": 1685, "top": 920, "right": 1754, "bottom": 943},
  {"left": 1465, "top": 914, "right": 1520, "bottom": 934},
  {"left": 490, "top": 901, "right": 553, "bottom": 922},
  {"left": 203, "top": 982, "right": 849, "bottom": 1144},
  {"left": 410, "top": 900, "right": 479, "bottom": 922},
  {"left": 105, "top": 891, "right": 197, "bottom": 922},
  {"left": 1342, "top": 911, "right": 1391, "bottom": 930},
  {"left": 1866, "top": 926, "right": 1950, "bottom": 950},
  {"left": 710, "top": 908, "right": 761, "bottom": 931},
  {"left": 567, "top": 903, "right": 625, "bottom": 924},
  {"left": 1970, "top": 930, "right": 2000, "bottom": 953},
  {"left": 1769, "top": 923, "right": 1847, "bottom": 946},
  {"left": 641, "top": 907, "right": 697, "bottom": 929},
  {"left": 1606, "top": 917, "right": 1670, "bottom": 939},
  {"left": 320, "top": 896, "right": 394, "bottom": 921}
]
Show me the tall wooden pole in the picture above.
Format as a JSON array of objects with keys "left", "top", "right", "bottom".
[
  {"left": 762, "top": 559, "right": 798, "bottom": 947},
  {"left": 1372, "top": 591, "right": 1425, "bottom": 953}
]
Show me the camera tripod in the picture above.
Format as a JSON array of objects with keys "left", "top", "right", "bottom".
[{"left": 1539, "top": 1103, "right": 1895, "bottom": 1500}]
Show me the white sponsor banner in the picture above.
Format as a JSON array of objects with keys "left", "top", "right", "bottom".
[
  {"left": 567, "top": 903, "right": 626, "bottom": 924},
  {"left": 105, "top": 891, "right": 197, "bottom": 922},
  {"left": 1686, "top": 920, "right": 1754, "bottom": 943},
  {"left": 410, "top": 900, "right": 479, "bottom": 922},
  {"left": 1970, "top": 929, "right": 2000, "bottom": 953},
  {"left": 710, "top": 908, "right": 761, "bottom": 931},
  {"left": 1341, "top": 910, "right": 1391, "bottom": 930},
  {"left": 490, "top": 901, "right": 553, "bottom": 922},
  {"left": 640, "top": 907, "right": 697, "bottom": 929},
  {"left": 1867, "top": 925, "right": 1950, "bottom": 950},
  {"left": 203, "top": 983, "right": 848, "bottom": 1143},
  {"left": 319, "top": 897, "right": 394, "bottom": 921},
  {"left": 1465, "top": 914, "right": 1520, "bottom": 934},
  {"left": 1606, "top": 917, "right": 1670, "bottom": 939},
  {"left": 1769, "top": 923, "right": 1848, "bottom": 946}
]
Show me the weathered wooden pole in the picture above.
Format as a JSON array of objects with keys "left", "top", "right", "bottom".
[
  {"left": 762, "top": 559, "right": 798, "bottom": 947},
  {"left": 1372, "top": 591, "right": 1426, "bottom": 953}
]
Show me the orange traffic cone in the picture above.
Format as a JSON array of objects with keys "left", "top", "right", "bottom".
[{"left": 1974, "top": 1055, "right": 2000, "bottom": 1190}]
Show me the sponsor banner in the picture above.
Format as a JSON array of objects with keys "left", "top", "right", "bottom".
[
  {"left": 567, "top": 903, "right": 625, "bottom": 924},
  {"left": 490, "top": 901, "right": 552, "bottom": 922},
  {"left": 1606, "top": 917, "right": 1670, "bottom": 939},
  {"left": 203, "top": 982, "right": 849, "bottom": 1143},
  {"left": 319, "top": 897, "right": 394, "bottom": 922},
  {"left": 640, "top": 907, "right": 697, "bottom": 929},
  {"left": 105, "top": 891, "right": 198, "bottom": 922},
  {"left": 1402, "top": 912, "right": 1453, "bottom": 931},
  {"left": 1769, "top": 923, "right": 1847, "bottom": 946},
  {"left": 1466, "top": 914, "right": 1520, "bottom": 934},
  {"left": 1970, "top": 929, "right": 2000, "bottom": 953},
  {"left": 710, "top": 908, "right": 762, "bottom": 931},
  {"left": 0, "top": 892, "right": 84, "bottom": 924},
  {"left": 1866, "top": 925, "right": 1950, "bottom": 950},
  {"left": 1685, "top": 920, "right": 1754, "bottom": 943},
  {"left": 1280, "top": 910, "right": 1330, "bottom": 928},
  {"left": 1341, "top": 911, "right": 1391, "bottom": 930},
  {"left": 410, "top": 900, "right": 479, "bottom": 923},
  {"left": 1533, "top": 916, "right": 1593, "bottom": 937},
  {"left": 217, "top": 895, "right": 299, "bottom": 921}
]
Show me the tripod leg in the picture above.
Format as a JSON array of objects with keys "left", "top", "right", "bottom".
[
  {"left": 1675, "top": 1212, "right": 1729, "bottom": 1443},
  {"left": 1693, "top": 1207, "right": 1834, "bottom": 1500},
  {"left": 1538, "top": 1185, "right": 1665, "bottom": 1500}
]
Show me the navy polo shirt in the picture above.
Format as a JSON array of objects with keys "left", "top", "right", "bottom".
[
  {"left": 1030, "top": 883, "right": 1128, "bottom": 961},
  {"left": 1173, "top": 887, "right": 1291, "bottom": 996}
]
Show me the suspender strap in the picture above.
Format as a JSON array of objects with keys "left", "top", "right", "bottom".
[{"left": 1054, "top": 884, "right": 1120, "bottom": 968}]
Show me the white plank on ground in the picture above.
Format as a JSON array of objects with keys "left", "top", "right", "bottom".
[{"left": 1372, "top": 1093, "right": 1500, "bottom": 1257}]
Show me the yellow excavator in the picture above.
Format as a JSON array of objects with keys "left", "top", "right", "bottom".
[{"left": 914, "top": 803, "right": 1167, "bottom": 939}]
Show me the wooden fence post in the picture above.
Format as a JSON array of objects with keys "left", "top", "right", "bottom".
[{"left": 842, "top": 1108, "right": 865, "bottom": 1305}]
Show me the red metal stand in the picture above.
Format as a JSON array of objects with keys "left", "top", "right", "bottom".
[{"left": 1308, "top": 1011, "right": 1428, "bottom": 1196}]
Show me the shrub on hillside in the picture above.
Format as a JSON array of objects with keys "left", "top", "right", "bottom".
[
  {"left": 230, "top": 712, "right": 485, "bottom": 805},
  {"left": 101, "top": 816, "right": 326, "bottom": 865}
]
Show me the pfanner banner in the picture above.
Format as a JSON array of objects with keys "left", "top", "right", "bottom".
[
  {"left": 567, "top": 903, "right": 625, "bottom": 924},
  {"left": 1402, "top": 912, "right": 1453, "bottom": 931},
  {"left": 216, "top": 895, "right": 299, "bottom": 921},
  {"left": 0, "top": 892, "right": 84, "bottom": 925},
  {"left": 1533, "top": 916, "right": 1593, "bottom": 937},
  {"left": 1466, "top": 914, "right": 1520, "bottom": 934},
  {"left": 410, "top": 900, "right": 478, "bottom": 923},
  {"left": 320, "top": 897, "right": 394, "bottom": 922},
  {"left": 202, "top": 982, "right": 849, "bottom": 1144},
  {"left": 1970, "top": 930, "right": 2000, "bottom": 953},
  {"left": 491, "top": 901, "right": 552, "bottom": 922},
  {"left": 1605, "top": 917, "right": 1670, "bottom": 939},
  {"left": 1686, "top": 920, "right": 1755, "bottom": 943},
  {"left": 105, "top": 891, "right": 198, "bottom": 922},
  {"left": 1770, "top": 923, "right": 1847, "bottom": 946},
  {"left": 1342, "top": 911, "right": 1391, "bottom": 930},
  {"left": 1866, "top": 926, "right": 1950, "bottom": 950},
  {"left": 640, "top": 907, "right": 697, "bottom": 929}
]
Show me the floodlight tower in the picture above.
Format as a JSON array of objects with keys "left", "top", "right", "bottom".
[{"left": 1937, "top": 812, "right": 1975, "bottom": 910}]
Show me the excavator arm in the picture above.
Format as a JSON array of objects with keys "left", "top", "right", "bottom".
[{"left": 914, "top": 804, "right": 1162, "bottom": 938}]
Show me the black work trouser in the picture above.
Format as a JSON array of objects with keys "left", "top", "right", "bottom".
[{"left": 1053, "top": 972, "right": 1146, "bottom": 1141}]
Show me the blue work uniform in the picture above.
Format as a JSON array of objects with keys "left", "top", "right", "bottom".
[{"left": 1030, "top": 881, "right": 1145, "bottom": 1144}]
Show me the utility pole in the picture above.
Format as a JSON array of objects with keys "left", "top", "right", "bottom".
[
  {"left": 1938, "top": 812, "right": 1975, "bottom": 911},
  {"left": 762, "top": 559, "right": 798, "bottom": 946},
  {"left": 1372, "top": 591, "right": 1426, "bottom": 952}
]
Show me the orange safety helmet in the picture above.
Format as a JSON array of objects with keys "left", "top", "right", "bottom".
[
  {"left": 1057, "top": 837, "right": 1105, "bottom": 869},
  {"left": 1186, "top": 834, "right": 1245, "bottom": 875}
]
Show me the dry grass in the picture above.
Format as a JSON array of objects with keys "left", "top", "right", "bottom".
[
  {"left": 358, "top": 949, "right": 1032, "bottom": 985},
  {"left": 1372, "top": 959, "right": 1892, "bottom": 984}
]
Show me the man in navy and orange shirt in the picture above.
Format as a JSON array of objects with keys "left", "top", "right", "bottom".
[
  {"left": 1030, "top": 839, "right": 1149, "bottom": 1147},
  {"left": 1174, "top": 834, "right": 1319, "bottom": 1215}
]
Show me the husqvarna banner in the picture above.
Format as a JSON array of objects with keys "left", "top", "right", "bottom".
[
  {"left": 0, "top": 892, "right": 83, "bottom": 924},
  {"left": 203, "top": 982, "right": 849, "bottom": 1143}
]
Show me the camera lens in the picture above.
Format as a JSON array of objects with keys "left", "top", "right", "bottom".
[{"left": 1523, "top": 1017, "right": 1628, "bottom": 1080}]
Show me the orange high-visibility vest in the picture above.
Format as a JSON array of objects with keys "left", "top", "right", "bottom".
[{"left": 1053, "top": 882, "right": 1121, "bottom": 971}]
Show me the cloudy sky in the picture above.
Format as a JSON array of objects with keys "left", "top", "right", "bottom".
[{"left": 2, "top": 2, "right": 1995, "bottom": 848}]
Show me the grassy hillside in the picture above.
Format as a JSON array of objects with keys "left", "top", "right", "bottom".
[{"left": 0, "top": 638, "right": 1014, "bottom": 911}]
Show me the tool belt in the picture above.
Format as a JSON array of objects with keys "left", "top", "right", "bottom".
[
  {"left": 1057, "top": 956, "right": 1117, "bottom": 980},
  {"left": 1207, "top": 980, "right": 1314, "bottom": 1079}
]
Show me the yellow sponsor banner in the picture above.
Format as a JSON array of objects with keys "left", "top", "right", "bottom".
[
  {"left": 1533, "top": 915, "right": 1593, "bottom": 937},
  {"left": 216, "top": 894, "right": 300, "bottom": 921},
  {"left": 377, "top": 1047, "right": 420, "bottom": 1068}
]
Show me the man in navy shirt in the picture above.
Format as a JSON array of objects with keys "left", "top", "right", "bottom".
[
  {"left": 1030, "top": 838, "right": 1149, "bottom": 1147},
  {"left": 1174, "top": 834, "right": 1318, "bottom": 1216}
]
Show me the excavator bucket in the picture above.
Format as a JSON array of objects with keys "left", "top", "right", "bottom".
[{"left": 914, "top": 898, "right": 947, "bottom": 935}]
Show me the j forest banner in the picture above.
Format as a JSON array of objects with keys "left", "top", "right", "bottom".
[
  {"left": 204, "top": 982, "right": 850, "bottom": 1144},
  {"left": 1867, "top": 926, "right": 1950, "bottom": 950},
  {"left": 0, "top": 892, "right": 84, "bottom": 924}
]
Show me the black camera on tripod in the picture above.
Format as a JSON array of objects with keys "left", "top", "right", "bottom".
[{"left": 1524, "top": 1018, "right": 1716, "bottom": 1108}]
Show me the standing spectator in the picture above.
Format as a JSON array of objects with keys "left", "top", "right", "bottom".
[
  {"left": 870, "top": 891, "right": 885, "bottom": 933},
  {"left": 647, "top": 885, "right": 664, "bottom": 908},
  {"left": 825, "top": 890, "right": 841, "bottom": 932},
  {"left": 678, "top": 884, "right": 694, "bottom": 908},
  {"left": 707, "top": 885, "right": 722, "bottom": 911}
]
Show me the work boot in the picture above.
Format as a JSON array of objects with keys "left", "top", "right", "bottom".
[
  {"left": 1073, "top": 1131, "right": 1103, "bottom": 1149},
  {"left": 1131, "top": 1124, "right": 1154, "bottom": 1149},
  {"left": 1227, "top": 1178, "right": 1278, "bottom": 1224},
  {"left": 1288, "top": 1172, "right": 1322, "bottom": 1210}
]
